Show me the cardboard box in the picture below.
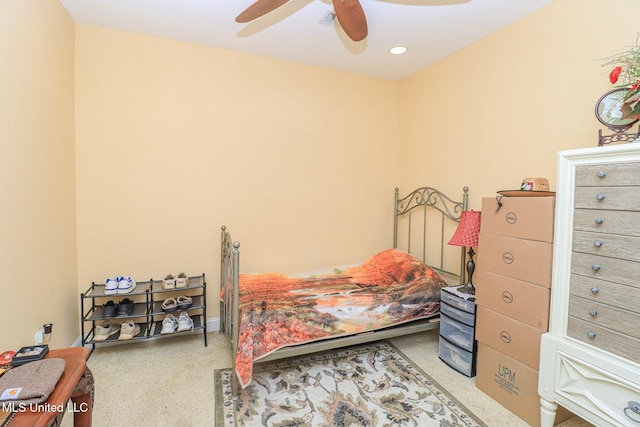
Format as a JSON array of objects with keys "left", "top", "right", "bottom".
[
  {"left": 476, "top": 233, "right": 553, "bottom": 287},
  {"left": 475, "top": 306, "right": 543, "bottom": 370},
  {"left": 476, "top": 343, "right": 573, "bottom": 427},
  {"left": 475, "top": 269, "right": 550, "bottom": 331},
  {"left": 480, "top": 197, "right": 555, "bottom": 243}
]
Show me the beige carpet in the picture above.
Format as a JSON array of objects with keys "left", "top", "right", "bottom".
[{"left": 59, "top": 329, "right": 593, "bottom": 427}]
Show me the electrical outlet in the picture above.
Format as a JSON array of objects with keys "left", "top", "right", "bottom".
[{"left": 35, "top": 328, "right": 44, "bottom": 345}]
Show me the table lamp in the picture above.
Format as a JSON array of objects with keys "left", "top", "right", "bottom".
[{"left": 448, "top": 210, "right": 481, "bottom": 295}]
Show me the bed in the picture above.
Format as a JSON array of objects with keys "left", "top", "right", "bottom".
[{"left": 220, "top": 185, "right": 469, "bottom": 396}]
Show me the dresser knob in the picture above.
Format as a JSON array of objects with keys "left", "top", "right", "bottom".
[
  {"left": 593, "top": 240, "right": 603, "bottom": 248},
  {"left": 589, "top": 309, "right": 598, "bottom": 317},
  {"left": 595, "top": 218, "right": 604, "bottom": 224},
  {"left": 624, "top": 401, "right": 640, "bottom": 422},
  {"left": 590, "top": 287, "right": 600, "bottom": 294},
  {"left": 592, "top": 264, "right": 601, "bottom": 271},
  {"left": 596, "top": 194, "right": 605, "bottom": 201},
  {"left": 597, "top": 171, "right": 607, "bottom": 178},
  {"left": 587, "top": 331, "right": 597, "bottom": 339}
]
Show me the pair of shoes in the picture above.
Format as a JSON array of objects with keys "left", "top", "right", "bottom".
[
  {"left": 105, "top": 276, "right": 137, "bottom": 294},
  {"left": 160, "top": 312, "right": 194, "bottom": 334},
  {"left": 162, "top": 273, "right": 189, "bottom": 289},
  {"left": 118, "top": 321, "right": 140, "bottom": 340},
  {"left": 93, "top": 321, "right": 120, "bottom": 341},
  {"left": 161, "top": 295, "right": 192, "bottom": 312},
  {"left": 102, "top": 298, "right": 134, "bottom": 317}
]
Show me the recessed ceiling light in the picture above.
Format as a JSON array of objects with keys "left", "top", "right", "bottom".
[
  {"left": 389, "top": 46, "right": 407, "bottom": 55},
  {"left": 319, "top": 10, "right": 336, "bottom": 26}
]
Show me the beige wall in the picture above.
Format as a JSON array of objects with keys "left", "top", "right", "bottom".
[
  {"left": 74, "top": 25, "right": 399, "bottom": 319},
  {"left": 0, "top": 0, "right": 76, "bottom": 349},
  {"left": 398, "top": 0, "right": 640, "bottom": 210}
]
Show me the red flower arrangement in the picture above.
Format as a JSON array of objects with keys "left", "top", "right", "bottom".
[
  {"left": 604, "top": 34, "right": 640, "bottom": 120},
  {"left": 609, "top": 66, "right": 622, "bottom": 84}
]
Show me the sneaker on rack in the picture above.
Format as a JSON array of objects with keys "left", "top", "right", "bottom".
[
  {"left": 161, "top": 298, "right": 178, "bottom": 312},
  {"left": 161, "top": 314, "right": 178, "bottom": 335},
  {"left": 93, "top": 321, "right": 120, "bottom": 341},
  {"left": 176, "top": 295, "right": 192, "bottom": 310},
  {"left": 105, "top": 277, "right": 118, "bottom": 295},
  {"left": 176, "top": 272, "right": 190, "bottom": 288},
  {"left": 117, "top": 276, "right": 136, "bottom": 294},
  {"left": 118, "top": 321, "right": 140, "bottom": 340},
  {"left": 103, "top": 300, "right": 117, "bottom": 317},
  {"left": 177, "top": 312, "right": 194, "bottom": 332},
  {"left": 117, "top": 298, "right": 134, "bottom": 316},
  {"left": 162, "top": 274, "right": 176, "bottom": 290}
]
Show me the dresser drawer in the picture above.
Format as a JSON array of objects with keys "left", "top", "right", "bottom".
[
  {"left": 573, "top": 208, "right": 640, "bottom": 238},
  {"left": 440, "top": 313, "right": 475, "bottom": 352},
  {"left": 567, "top": 317, "right": 640, "bottom": 364},
  {"left": 439, "top": 335, "right": 476, "bottom": 377},
  {"left": 441, "top": 287, "right": 476, "bottom": 314},
  {"left": 571, "top": 252, "right": 640, "bottom": 287},
  {"left": 575, "top": 162, "right": 640, "bottom": 186},
  {"left": 572, "top": 231, "right": 640, "bottom": 262},
  {"left": 441, "top": 301, "right": 476, "bottom": 327},
  {"left": 553, "top": 351, "right": 640, "bottom": 427},
  {"left": 574, "top": 186, "right": 640, "bottom": 210},
  {"left": 570, "top": 273, "right": 640, "bottom": 314},
  {"left": 569, "top": 296, "right": 640, "bottom": 339}
]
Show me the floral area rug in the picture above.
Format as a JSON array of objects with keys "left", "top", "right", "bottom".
[{"left": 214, "top": 341, "right": 487, "bottom": 427}]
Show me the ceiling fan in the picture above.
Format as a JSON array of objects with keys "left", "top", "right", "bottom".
[{"left": 235, "top": 0, "right": 368, "bottom": 42}]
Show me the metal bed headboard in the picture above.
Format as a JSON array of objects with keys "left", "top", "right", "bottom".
[{"left": 393, "top": 186, "right": 469, "bottom": 280}]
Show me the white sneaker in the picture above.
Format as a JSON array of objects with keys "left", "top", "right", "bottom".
[
  {"left": 177, "top": 312, "right": 194, "bottom": 332},
  {"left": 161, "top": 314, "right": 178, "bottom": 335},
  {"left": 117, "top": 276, "right": 136, "bottom": 294},
  {"left": 105, "top": 277, "right": 118, "bottom": 295},
  {"left": 118, "top": 321, "right": 140, "bottom": 340},
  {"left": 93, "top": 321, "right": 120, "bottom": 341}
]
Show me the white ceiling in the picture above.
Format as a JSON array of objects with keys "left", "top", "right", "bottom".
[{"left": 59, "top": 0, "right": 554, "bottom": 81}]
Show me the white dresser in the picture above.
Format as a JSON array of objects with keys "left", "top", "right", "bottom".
[{"left": 539, "top": 144, "right": 640, "bottom": 427}]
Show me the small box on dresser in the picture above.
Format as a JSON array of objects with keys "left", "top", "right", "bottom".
[
  {"left": 438, "top": 286, "right": 477, "bottom": 377},
  {"left": 539, "top": 144, "right": 640, "bottom": 427}
]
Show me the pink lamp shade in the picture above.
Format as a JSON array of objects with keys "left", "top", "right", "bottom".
[{"left": 448, "top": 210, "right": 481, "bottom": 248}]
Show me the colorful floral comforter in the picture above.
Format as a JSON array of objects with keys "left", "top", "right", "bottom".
[{"left": 233, "top": 248, "right": 448, "bottom": 388}]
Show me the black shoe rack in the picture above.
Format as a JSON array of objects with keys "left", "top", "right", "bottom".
[{"left": 80, "top": 274, "right": 207, "bottom": 352}]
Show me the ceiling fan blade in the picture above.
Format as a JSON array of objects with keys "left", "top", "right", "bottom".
[
  {"left": 235, "top": 0, "right": 291, "bottom": 23},
  {"left": 332, "top": 0, "right": 368, "bottom": 42}
]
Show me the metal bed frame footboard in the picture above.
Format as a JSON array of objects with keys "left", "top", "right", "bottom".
[{"left": 220, "top": 186, "right": 469, "bottom": 396}]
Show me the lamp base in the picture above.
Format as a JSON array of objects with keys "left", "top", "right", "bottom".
[
  {"left": 457, "top": 247, "right": 476, "bottom": 295},
  {"left": 456, "top": 283, "right": 475, "bottom": 295}
]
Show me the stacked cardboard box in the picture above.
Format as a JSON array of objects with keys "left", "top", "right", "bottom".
[{"left": 474, "top": 196, "right": 572, "bottom": 426}]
